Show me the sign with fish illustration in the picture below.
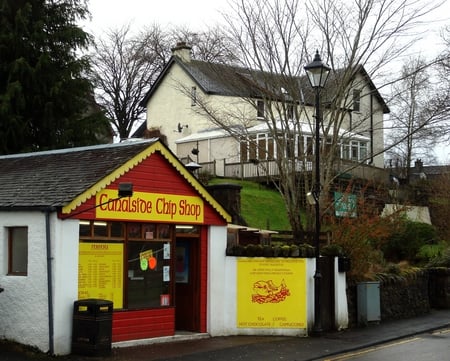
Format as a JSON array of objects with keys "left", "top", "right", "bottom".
[{"left": 237, "top": 258, "right": 307, "bottom": 329}]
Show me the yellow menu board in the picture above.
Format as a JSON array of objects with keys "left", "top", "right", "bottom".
[
  {"left": 237, "top": 258, "right": 307, "bottom": 329},
  {"left": 78, "top": 242, "right": 124, "bottom": 309}
]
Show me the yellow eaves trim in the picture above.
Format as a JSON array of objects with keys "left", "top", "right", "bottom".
[{"left": 61, "top": 141, "right": 231, "bottom": 223}]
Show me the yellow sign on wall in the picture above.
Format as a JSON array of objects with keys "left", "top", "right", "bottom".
[
  {"left": 96, "top": 189, "right": 204, "bottom": 223},
  {"left": 237, "top": 258, "right": 307, "bottom": 329},
  {"left": 78, "top": 242, "right": 124, "bottom": 309}
]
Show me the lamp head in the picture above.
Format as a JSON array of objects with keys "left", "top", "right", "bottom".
[{"left": 304, "top": 50, "right": 331, "bottom": 89}]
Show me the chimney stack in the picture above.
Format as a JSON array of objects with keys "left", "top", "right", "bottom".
[{"left": 171, "top": 41, "right": 192, "bottom": 63}]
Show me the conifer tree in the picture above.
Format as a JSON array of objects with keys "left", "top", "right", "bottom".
[{"left": 0, "top": 0, "right": 110, "bottom": 154}]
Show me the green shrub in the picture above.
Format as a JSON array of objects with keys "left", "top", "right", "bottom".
[
  {"left": 426, "top": 247, "right": 450, "bottom": 267},
  {"left": 416, "top": 241, "right": 448, "bottom": 264},
  {"left": 383, "top": 221, "right": 438, "bottom": 263},
  {"left": 321, "top": 243, "right": 345, "bottom": 257}
]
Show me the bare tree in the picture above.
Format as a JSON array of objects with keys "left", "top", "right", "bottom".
[
  {"left": 386, "top": 58, "right": 437, "bottom": 179},
  {"left": 185, "top": 0, "right": 443, "bottom": 239},
  {"left": 89, "top": 24, "right": 169, "bottom": 139},
  {"left": 89, "top": 24, "right": 238, "bottom": 140}
]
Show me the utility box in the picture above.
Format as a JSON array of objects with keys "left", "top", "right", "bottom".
[
  {"left": 71, "top": 299, "right": 113, "bottom": 356},
  {"left": 357, "top": 282, "right": 380, "bottom": 325}
]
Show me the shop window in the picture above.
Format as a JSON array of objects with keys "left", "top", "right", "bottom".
[
  {"left": 127, "top": 239, "right": 171, "bottom": 309},
  {"left": 127, "top": 223, "right": 141, "bottom": 239},
  {"left": 93, "top": 221, "right": 108, "bottom": 237},
  {"left": 79, "top": 220, "right": 91, "bottom": 237},
  {"left": 111, "top": 222, "right": 125, "bottom": 238},
  {"left": 8, "top": 227, "right": 28, "bottom": 275},
  {"left": 78, "top": 221, "right": 175, "bottom": 310}
]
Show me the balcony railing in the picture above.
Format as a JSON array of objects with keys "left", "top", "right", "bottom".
[{"left": 195, "top": 157, "right": 388, "bottom": 183}]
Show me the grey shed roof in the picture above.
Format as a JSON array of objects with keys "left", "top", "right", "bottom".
[{"left": 0, "top": 140, "right": 158, "bottom": 210}]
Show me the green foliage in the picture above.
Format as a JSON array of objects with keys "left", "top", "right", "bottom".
[
  {"left": 416, "top": 241, "right": 448, "bottom": 264},
  {"left": 321, "top": 243, "right": 345, "bottom": 257},
  {"left": 383, "top": 220, "right": 438, "bottom": 263},
  {"left": 208, "top": 178, "right": 292, "bottom": 230},
  {"left": 426, "top": 247, "right": 450, "bottom": 268},
  {"left": 0, "top": 0, "right": 110, "bottom": 154}
]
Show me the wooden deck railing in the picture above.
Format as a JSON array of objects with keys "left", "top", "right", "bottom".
[{"left": 197, "top": 158, "right": 389, "bottom": 183}]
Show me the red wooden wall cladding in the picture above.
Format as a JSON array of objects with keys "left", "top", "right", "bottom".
[
  {"left": 112, "top": 308, "right": 175, "bottom": 342},
  {"left": 67, "top": 151, "right": 226, "bottom": 225}
]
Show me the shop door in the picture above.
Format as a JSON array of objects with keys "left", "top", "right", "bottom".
[{"left": 175, "top": 238, "right": 200, "bottom": 331}]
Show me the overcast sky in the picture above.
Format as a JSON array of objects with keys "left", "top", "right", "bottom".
[
  {"left": 82, "top": 0, "right": 225, "bottom": 35},
  {"left": 83, "top": 0, "right": 450, "bottom": 163}
]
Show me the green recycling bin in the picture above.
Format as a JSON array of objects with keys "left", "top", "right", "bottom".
[{"left": 71, "top": 299, "right": 113, "bottom": 356}]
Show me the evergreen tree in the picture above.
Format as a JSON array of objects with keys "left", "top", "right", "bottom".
[{"left": 0, "top": 0, "right": 110, "bottom": 155}]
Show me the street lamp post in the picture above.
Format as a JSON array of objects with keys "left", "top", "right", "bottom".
[{"left": 304, "top": 50, "right": 330, "bottom": 336}]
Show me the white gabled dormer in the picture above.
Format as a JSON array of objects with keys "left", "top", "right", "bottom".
[{"left": 171, "top": 41, "right": 192, "bottom": 63}]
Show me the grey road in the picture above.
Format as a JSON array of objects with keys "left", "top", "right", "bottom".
[{"left": 322, "top": 328, "right": 450, "bottom": 361}]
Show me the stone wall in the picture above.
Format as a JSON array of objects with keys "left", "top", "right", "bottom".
[
  {"left": 378, "top": 270, "right": 430, "bottom": 320},
  {"left": 428, "top": 268, "right": 450, "bottom": 309},
  {"left": 346, "top": 269, "right": 431, "bottom": 327}
]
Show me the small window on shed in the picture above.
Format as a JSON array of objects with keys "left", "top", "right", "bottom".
[
  {"left": 8, "top": 227, "right": 28, "bottom": 275},
  {"left": 353, "top": 89, "right": 361, "bottom": 112}
]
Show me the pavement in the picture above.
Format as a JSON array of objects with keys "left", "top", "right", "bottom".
[{"left": 1, "top": 309, "right": 449, "bottom": 361}]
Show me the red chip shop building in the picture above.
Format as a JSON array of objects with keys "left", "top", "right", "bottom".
[{"left": 0, "top": 139, "right": 231, "bottom": 354}]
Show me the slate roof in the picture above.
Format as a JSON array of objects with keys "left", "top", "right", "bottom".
[
  {"left": 140, "top": 56, "right": 390, "bottom": 114},
  {"left": 0, "top": 140, "right": 157, "bottom": 210}
]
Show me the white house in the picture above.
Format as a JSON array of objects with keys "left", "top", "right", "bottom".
[{"left": 138, "top": 42, "right": 390, "bottom": 174}]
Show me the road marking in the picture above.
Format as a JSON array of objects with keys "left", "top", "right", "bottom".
[
  {"left": 432, "top": 328, "right": 450, "bottom": 335},
  {"left": 323, "top": 337, "right": 422, "bottom": 361}
]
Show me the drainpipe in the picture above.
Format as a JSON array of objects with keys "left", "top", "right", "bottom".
[
  {"left": 44, "top": 208, "right": 55, "bottom": 355},
  {"left": 369, "top": 94, "right": 374, "bottom": 165}
]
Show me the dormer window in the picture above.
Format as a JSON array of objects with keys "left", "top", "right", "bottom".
[
  {"left": 191, "top": 86, "right": 197, "bottom": 106},
  {"left": 257, "top": 100, "right": 264, "bottom": 118},
  {"left": 353, "top": 89, "right": 361, "bottom": 112}
]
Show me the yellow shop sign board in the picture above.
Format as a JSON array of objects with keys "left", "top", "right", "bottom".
[
  {"left": 237, "top": 258, "right": 307, "bottom": 329},
  {"left": 96, "top": 189, "right": 204, "bottom": 223}
]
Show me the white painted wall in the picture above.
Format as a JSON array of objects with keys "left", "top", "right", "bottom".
[
  {"left": 1, "top": 216, "right": 348, "bottom": 353},
  {"left": 0, "top": 212, "right": 79, "bottom": 355},
  {"left": 206, "top": 227, "right": 346, "bottom": 336},
  {"left": 51, "top": 217, "right": 80, "bottom": 354},
  {"left": 334, "top": 258, "right": 349, "bottom": 330}
]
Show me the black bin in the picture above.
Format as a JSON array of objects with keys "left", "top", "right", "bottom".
[{"left": 71, "top": 299, "right": 113, "bottom": 356}]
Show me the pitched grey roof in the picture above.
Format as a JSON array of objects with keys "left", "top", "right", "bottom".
[
  {"left": 0, "top": 140, "right": 157, "bottom": 210},
  {"left": 140, "top": 56, "right": 390, "bottom": 114}
]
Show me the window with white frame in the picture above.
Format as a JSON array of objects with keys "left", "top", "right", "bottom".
[
  {"left": 340, "top": 140, "right": 368, "bottom": 162},
  {"left": 8, "top": 227, "right": 28, "bottom": 275},
  {"left": 353, "top": 89, "right": 361, "bottom": 112},
  {"left": 241, "top": 133, "right": 275, "bottom": 161}
]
